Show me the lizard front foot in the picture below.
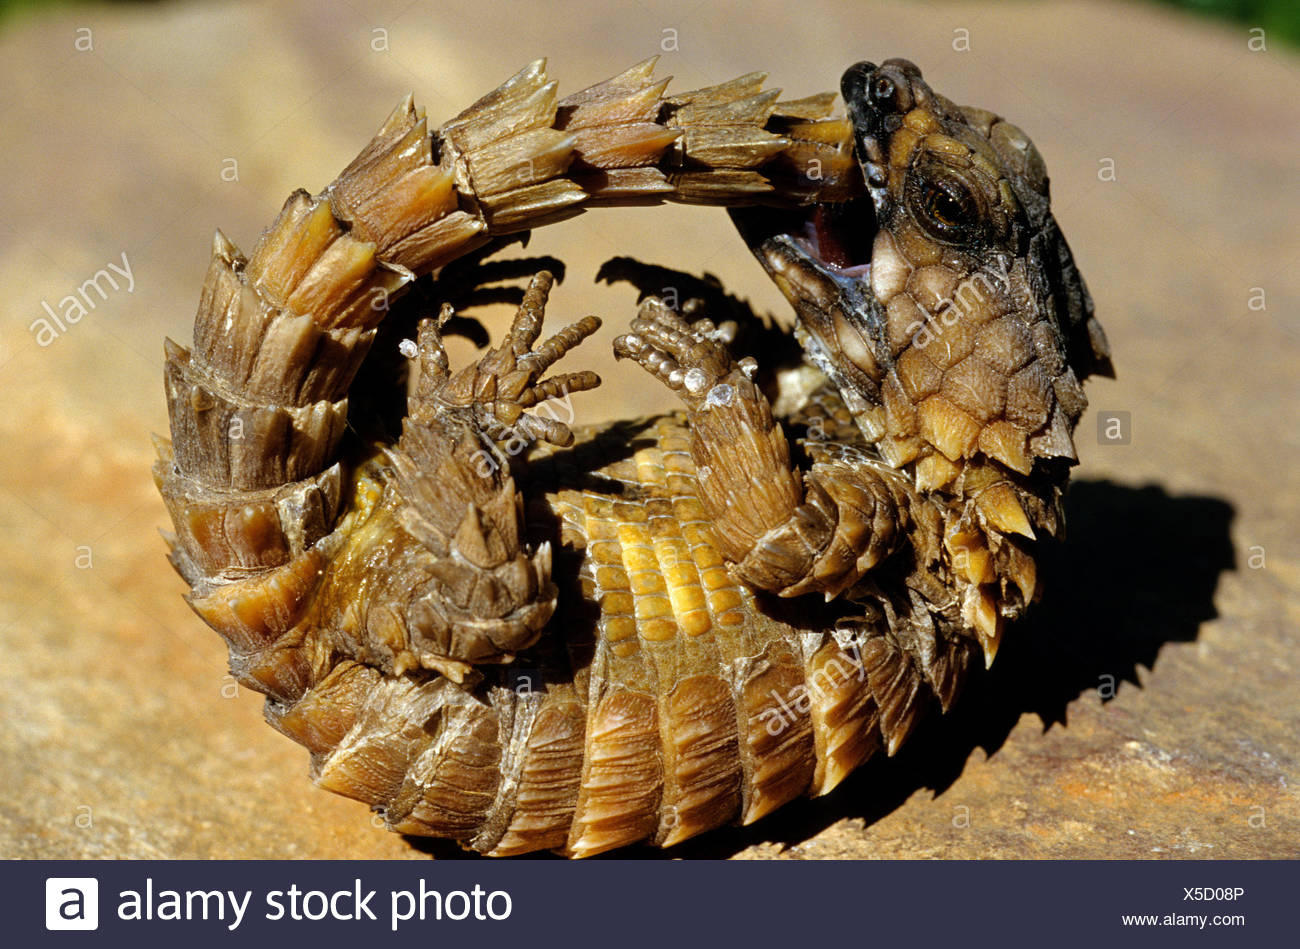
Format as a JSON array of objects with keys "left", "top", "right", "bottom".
[
  {"left": 614, "top": 296, "right": 907, "bottom": 600},
  {"left": 613, "top": 297, "right": 755, "bottom": 411}
]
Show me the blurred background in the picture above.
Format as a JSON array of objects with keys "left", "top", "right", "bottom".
[{"left": 0, "top": 0, "right": 1295, "bottom": 859}]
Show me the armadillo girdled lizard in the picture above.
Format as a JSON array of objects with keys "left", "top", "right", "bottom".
[{"left": 154, "top": 56, "right": 1113, "bottom": 857}]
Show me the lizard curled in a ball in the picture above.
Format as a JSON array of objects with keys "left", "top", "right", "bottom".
[{"left": 155, "top": 57, "right": 1111, "bottom": 856}]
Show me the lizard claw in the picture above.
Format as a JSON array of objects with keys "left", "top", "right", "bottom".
[{"left": 613, "top": 297, "right": 757, "bottom": 409}]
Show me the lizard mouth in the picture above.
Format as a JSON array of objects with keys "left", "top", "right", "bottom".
[
  {"left": 729, "top": 194, "right": 877, "bottom": 290},
  {"left": 728, "top": 189, "right": 882, "bottom": 339},
  {"left": 729, "top": 197, "right": 887, "bottom": 402},
  {"left": 797, "top": 196, "right": 877, "bottom": 279}
]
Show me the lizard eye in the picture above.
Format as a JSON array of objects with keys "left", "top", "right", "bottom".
[
  {"left": 924, "top": 184, "right": 968, "bottom": 226},
  {"left": 907, "top": 169, "right": 985, "bottom": 244}
]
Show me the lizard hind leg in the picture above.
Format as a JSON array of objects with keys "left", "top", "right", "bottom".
[
  {"left": 409, "top": 270, "right": 603, "bottom": 445},
  {"left": 325, "top": 272, "right": 605, "bottom": 678}
]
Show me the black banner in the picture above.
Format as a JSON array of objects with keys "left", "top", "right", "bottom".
[{"left": 9, "top": 860, "right": 1289, "bottom": 946}]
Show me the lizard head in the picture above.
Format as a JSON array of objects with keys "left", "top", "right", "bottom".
[{"left": 732, "top": 58, "right": 1111, "bottom": 487}]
